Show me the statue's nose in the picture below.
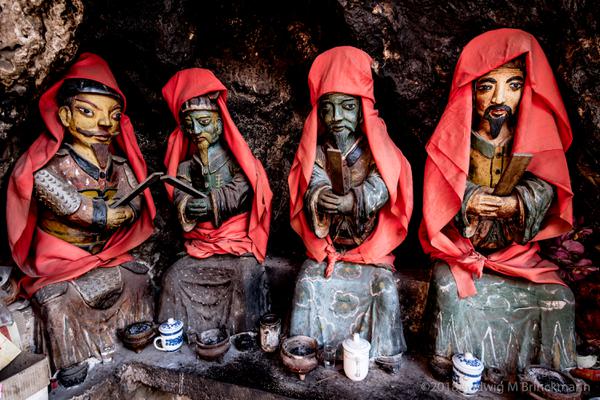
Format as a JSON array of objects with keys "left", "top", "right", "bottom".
[
  {"left": 332, "top": 105, "right": 343, "bottom": 121},
  {"left": 98, "top": 112, "right": 112, "bottom": 127},
  {"left": 491, "top": 85, "right": 506, "bottom": 105}
]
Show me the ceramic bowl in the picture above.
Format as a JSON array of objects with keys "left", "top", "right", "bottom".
[
  {"left": 375, "top": 354, "right": 403, "bottom": 374},
  {"left": 119, "top": 321, "right": 156, "bottom": 352},
  {"left": 519, "top": 365, "right": 582, "bottom": 400},
  {"left": 280, "top": 335, "right": 318, "bottom": 381},
  {"left": 191, "top": 328, "right": 231, "bottom": 361},
  {"left": 231, "top": 331, "right": 259, "bottom": 352}
]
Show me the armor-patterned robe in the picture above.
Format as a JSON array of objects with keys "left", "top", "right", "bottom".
[
  {"left": 34, "top": 144, "right": 141, "bottom": 254},
  {"left": 31, "top": 144, "right": 152, "bottom": 371}
]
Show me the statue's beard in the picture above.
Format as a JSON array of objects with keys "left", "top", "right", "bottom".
[
  {"left": 483, "top": 105, "right": 513, "bottom": 139},
  {"left": 90, "top": 143, "right": 111, "bottom": 169},
  {"left": 329, "top": 123, "right": 357, "bottom": 147},
  {"left": 197, "top": 139, "right": 210, "bottom": 166}
]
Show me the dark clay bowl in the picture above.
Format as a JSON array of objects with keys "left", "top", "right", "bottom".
[
  {"left": 519, "top": 365, "right": 583, "bottom": 400},
  {"left": 119, "top": 321, "right": 156, "bottom": 353},
  {"left": 280, "top": 335, "right": 318, "bottom": 381},
  {"left": 191, "top": 328, "right": 231, "bottom": 361}
]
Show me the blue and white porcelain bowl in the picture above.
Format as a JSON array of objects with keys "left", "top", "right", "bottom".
[
  {"left": 452, "top": 352, "right": 484, "bottom": 395},
  {"left": 153, "top": 318, "right": 184, "bottom": 352}
]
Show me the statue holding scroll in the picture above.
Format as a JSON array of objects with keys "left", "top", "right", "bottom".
[
  {"left": 420, "top": 29, "right": 576, "bottom": 379},
  {"left": 288, "top": 47, "right": 413, "bottom": 358},
  {"left": 159, "top": 68, "right": 272, "bottom": 337},
  {"left": 6, "top": 53, "right": 155, "bottom": 385}
]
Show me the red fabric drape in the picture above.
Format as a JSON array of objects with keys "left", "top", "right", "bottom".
[
  {"left": 162, "top": 68, "right": 272, "bottom": 263},
  {"left": 7, "top": 53, "right": 156, "bottom": 297},
  {"left": 419, "top": 28, "right": 573, "bottom": 297},
  {"left": 288, "top": 46, "right": 413, "bottom": 276}
]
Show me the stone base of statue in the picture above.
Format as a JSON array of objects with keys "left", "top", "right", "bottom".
[
  {"left": 158, "top": 254, "right": 269, "bottom": 338},
  {"left": 427, "top": 262, "right": 576, "bottom": 381},
  {"left": 32, "top": 262, "right": 154, "bottom": 381},
  {"left": 290, "top": 259, "right": 406, "bottom": 358}
]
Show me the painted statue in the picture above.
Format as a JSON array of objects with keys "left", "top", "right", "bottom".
[
  {"left": 288, "top": 46, "right": 413, "bottom": 358},
  {"left": 420, "top": 29, "right": 576, "bottom": 380},
  {"left": 6, "top": 53, "right": 155, "bottom": 385},
  {"left": 159, "top": 68, "right": 272, "bottom": 338}
]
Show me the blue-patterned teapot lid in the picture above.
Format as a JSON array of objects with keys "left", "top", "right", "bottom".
[
  {"left": 452, "top": 352, "right": 484, "bottom": 375},
  {"left": 158, "top": 318, "right": 183, "bottom": 334}
]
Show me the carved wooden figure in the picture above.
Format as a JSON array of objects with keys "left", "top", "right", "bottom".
[
  {"left": 420, "top": 29, "right": 576, "bottom": 380},
  {"left": 288, "top": 47, "right": 413, "bottom": 359},
  {"left": 6, "top": 53, "right": 156, "bottom": 386},
  {"left": 159, "top": 69, "right": 272, "bottom": 338}
]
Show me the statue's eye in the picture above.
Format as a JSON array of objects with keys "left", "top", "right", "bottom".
[
  {"left": 509, "top": 82, "right": 523, "bottom": 91},
  {"left": 319, "top": 103, "right": 333, "bottom": 113},
  {"left": 77, "top": 107, "right": 94, "bottom": 117},
  {"left": 477, "top": 84, "right": 493, "bottom": 92},
  {"left": 112, "top": 111, "right": 122, "bottom": 121},
  {"left": 199, "top": 119, "right": 211, "bottom": 126},
  {"left": 342, "top": 103, "right": 356, "bottom": 111}
]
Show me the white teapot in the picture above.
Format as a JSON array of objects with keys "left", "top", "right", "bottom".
[{"left": 343, "top": 333, "right": 371, "bottom": 381}]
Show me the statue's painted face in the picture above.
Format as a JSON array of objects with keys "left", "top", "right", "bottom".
[
  {"left": 475, "top": 66, "right": 524, "bottom": 138},
  {"left": 181, "top": 110, "right": 223, "bottom": 146},
  {"left": 318, "top": 93, "right": 362, "bottom": 136},
  {"left": 58, "top": 93, "right": 122, "bottom": 147}
]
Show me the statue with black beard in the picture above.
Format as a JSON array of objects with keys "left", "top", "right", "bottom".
[
  {"left": 454, "top": 58, "right": 554, "bottom": 250},
  {"left": 426, "top": 56, "right": 574, "bottom": 381}
]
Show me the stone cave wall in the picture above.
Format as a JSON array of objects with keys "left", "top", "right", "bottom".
[{"left": 0, "top": 0, "right": 598, "bottom": 282}]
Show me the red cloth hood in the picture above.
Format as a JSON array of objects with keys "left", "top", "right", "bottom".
[
  {"left": 420, "top": 29, "right": 573, "bottom": 297},
  {"left": 288, "top": 46, "right": 413, "bottom": 270},
  {"left": 162, "top": 68, "right": 272, "bottom": 262},
  {"left": 7, "top": 52, "right": 156, "bottom": 296}
]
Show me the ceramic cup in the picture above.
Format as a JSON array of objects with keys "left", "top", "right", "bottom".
[
  {"left": 153, "top": 318, "right": 183, "bottom": 352},
  {"left": 452, "top": 352, "right": 484, "bottom": 395},
  {"left": 576, "top": 353, "right": 598, "bottom": 369},
  {"left": 259, "top": 313, "right": 281, "bottom": 353},
  {"left": 343, "top": 333, "right": 371, "bottom": 381}
]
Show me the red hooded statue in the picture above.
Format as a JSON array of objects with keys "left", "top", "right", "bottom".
[
  {"left": 288, "top": 46, "right": 412, "bottom": 358},
  {"left": 162, "top": 68, "right": 271, "bottom": 262},
  {"left": 421, "top": 29, "right": 576, "bottom": 377},
  {"left": 6, "top": 53, "right": 155, "bottom": 383},
  {"left": 158, "top": 68, "right": 272, "bottom": 336}
]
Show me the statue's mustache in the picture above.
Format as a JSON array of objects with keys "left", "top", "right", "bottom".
[
  {"left": 329, "top": 121, "right": 356, "bottom": 133},
  {"left": 76, "top": 127, "right": 118, "bottom": 138},
  {"left": 483, "top": 105, "right": 513, "bottom": 119}
]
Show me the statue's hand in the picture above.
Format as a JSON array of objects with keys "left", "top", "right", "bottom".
[
  {"left": 185, "top": 197, "right": 211, "bottom": 219},
  {"left": 106, "top": 206, "right": 135, "bottom": 229},
  {"left": 467, "top": 191, "right": 519, "bottom": 218},
  {"left": 317, "top": 189, "right": 354, "bottom": 215}
]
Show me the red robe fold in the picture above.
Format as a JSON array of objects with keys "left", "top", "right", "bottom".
[
  {"left": 162, "top": 68, "right": 272, "bottom": 263},
  {"left": 7, "top": 53, "right": 156, "bottom": 297},
  {"left": 288, "top": 46, "right": 413, "bottom": 275},
  {"left": 419, "top": 28, "right": 573, "bottom": 297}
]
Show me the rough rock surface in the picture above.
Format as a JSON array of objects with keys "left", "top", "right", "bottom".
[
  {"left": 0, "top": 0, "right": 598, "bottom": 301},
  {"left": 52, "top": 340, "right": 508, "bottom": 400},
  {"left": 0, "top": 0, "right": 84, "bottom": 261}
]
